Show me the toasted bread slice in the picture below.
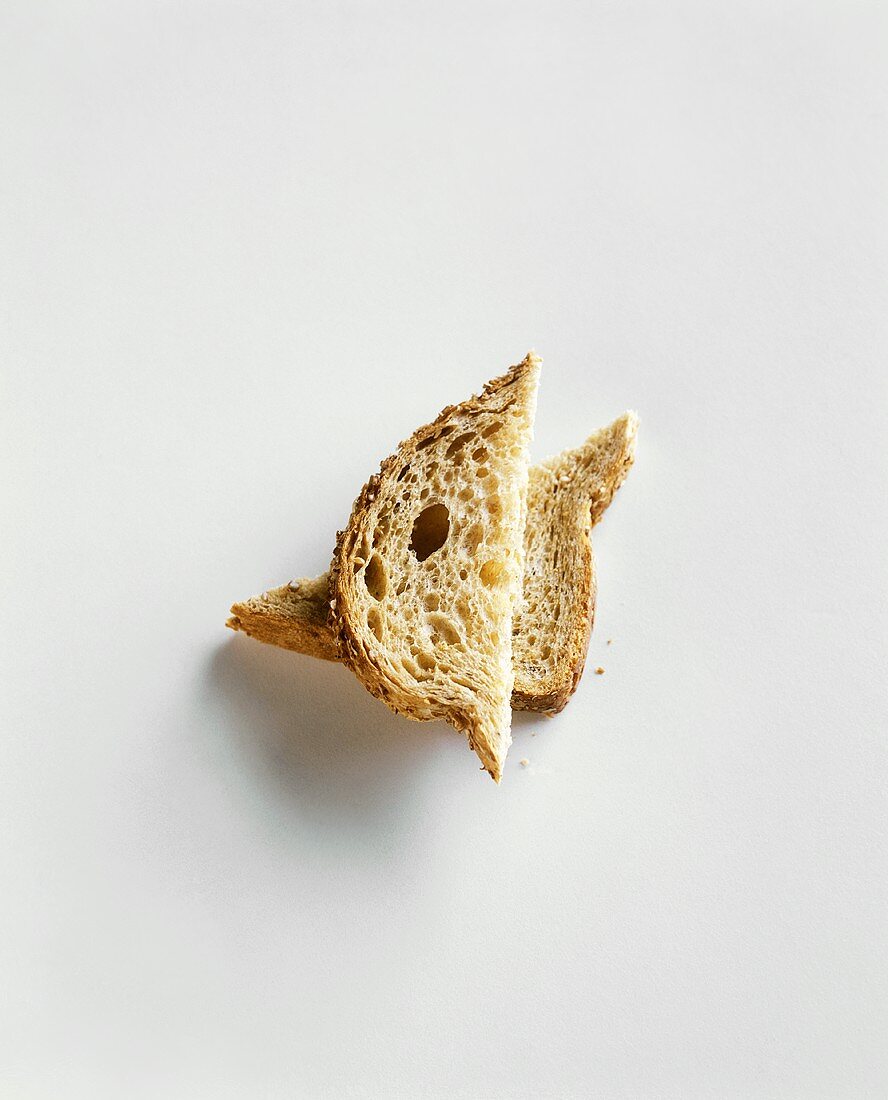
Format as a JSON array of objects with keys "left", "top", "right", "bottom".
[
  {"left": 227, "top": 575, "right": 339, "bottom": 662},
  {"left": 329, "top": 355, "right": 540, "bottom": 781},
  {"left": 511, "top": 412, "right": 638, "bottom": 712},
  {"left": 226, "top": 414, "right": 638, "bottom": 712}
]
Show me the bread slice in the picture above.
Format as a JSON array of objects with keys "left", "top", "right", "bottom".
[
  {"left": 226, "top": 414, "right": 638, "bottom": 712},
  {"left": 329, "top": 355, "right": 540, "bottom": 781},
  {"left": 226, "top": 575, "right": 339, "bottom": 662},
  {"left": 511, "top": 412, "right": 638, "bottom": 713}
]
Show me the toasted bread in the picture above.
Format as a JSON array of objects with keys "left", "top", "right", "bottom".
[
  {"left": 329, "top": 355, "right": 540, "bottom": 780},
  {"left": 511, "top": 412, "right": 638, "bottom": 712},
  {"left": 227, "top": 414, "right": 638, "bottom": 714}
]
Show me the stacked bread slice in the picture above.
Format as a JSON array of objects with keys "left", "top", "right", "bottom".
[{"left": 228, "top": 354, "right": 637, "bottom": 781}]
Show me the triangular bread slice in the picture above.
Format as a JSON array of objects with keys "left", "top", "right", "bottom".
[
  {"left": 226, "top": 413, "right": 638, "bottom": 712},
  {"left": 227, "top": 575, "right": 340, "bottom": 662},
  {"left": 329, "top": 354, "right": 540, "bottom": 782},
  {"left": 511, "top": 411, "right": 638, "bottom": 712}
]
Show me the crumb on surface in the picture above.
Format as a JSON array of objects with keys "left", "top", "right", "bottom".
[
  {"left": 595, "top": 666, "right": 605, "bottom": 675},
  {"left": 520, "top": 758, "right": 529, "bottom": 767},
  {"left": 607, "top": 639, "right": 613, "bottom": 645}
]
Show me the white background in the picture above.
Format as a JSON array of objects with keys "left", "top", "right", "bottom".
[{"left": 2, "top": 2, "right": 886, "bottom": 1097}]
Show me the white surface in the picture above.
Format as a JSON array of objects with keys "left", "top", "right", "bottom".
[{"left": 2, "top": 2, "right": 886, "bottom": 1097}]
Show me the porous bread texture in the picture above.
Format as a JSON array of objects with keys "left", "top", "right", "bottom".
[
  {"left": 511, "top": 412, "right": 638, "bottom": 713},
  {"left": 330, "top": 355, "right": 540, "bottom": 782},
  {"left": 226, "top": 575, "right": 338, "bottom": 661},
  {"left": 226, "top": 414, "right": 639, "bottom": 712}
]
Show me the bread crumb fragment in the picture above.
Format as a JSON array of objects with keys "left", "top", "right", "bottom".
[
  {"left": 607, "top": 639, "right": 613, "bottom": 645},
  {"left": 595, "top": 666, "right": 605, "bottom": 675},
  {"left": 520, "top": 758, "right": 529, "bottom": 767}
]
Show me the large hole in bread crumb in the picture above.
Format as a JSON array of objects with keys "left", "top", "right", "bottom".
[
  {"left": 363, "top": 554, "right": 388, "bottom": 600},
  {"left": 410, "top": 503, "right": 450, "bottom": 561},
  {"left": 427, "top": 612, "right": 461, "bottom": 645},
  {"left": 445, "top": 431, "right": 474, "bottom": 459},
  {"left": 480, "top": 559, "right": 506, "bottom": 587}
]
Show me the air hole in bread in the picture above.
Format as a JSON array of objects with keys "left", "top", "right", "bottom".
[
  {"left": 482, "top": 421, "right": 502, "bottom": 438},
  {"left": 363, "top": 554, "right": 388, "bottom": 600},
  {"left": 410, "top": 503, "right": 450, "bottom": 562},
  {"left": 445, "top": 431, "right": 474, "bottom": 459},
  {"left": 458, "top": 486, "right": 473, "bottom": 502},
  {"left": 423, "top": 593, "right": 440, "bottom": 612},
  {"left": 480, "top": 559, "right": 505, "bottom": 587},
  {"left": 427, "top": 612, "right": 461, "bottom": 645},
  {"left": 402, "top": 655, "right": 422, "bottom": 678},
  {"left": 367, "top": 607, "right": 383, "bottom": 641},
  {"left": 472, "top": 446, "right": 489, "bottom": 463},
  {"left": 477, "top": 467, "right": 490, "bottom": 480},
  {"left": 372, "top": 517, "right": 390, "bottom": 547},
  {"left": 465, "top": 522, "right": 484, "bottom": 554},
  {"left": 416, "top": 652, "right": 435, "bottom": 672},
  {"left": 458, "top": 568, "right": 468, "bottom": 580}
]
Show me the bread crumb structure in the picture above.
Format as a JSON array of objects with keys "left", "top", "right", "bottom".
[{"left": 331, "top": 356, "right": 541, "bottom": 782}]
